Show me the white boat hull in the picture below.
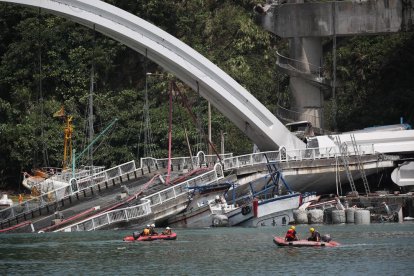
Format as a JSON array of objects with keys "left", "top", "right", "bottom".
[
  {"left": 168, "top": 205, "right": 214, "bottom": 228},
  {"left": 233, "top": 193, "right": 301, "bottom": 227},
  {"left": 391, "top": 161, "right": 414, "bottom": 191}
]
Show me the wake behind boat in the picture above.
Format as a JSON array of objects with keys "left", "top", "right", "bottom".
[{"left": 273, "top": 236, "right": 340, "bottom": 247}]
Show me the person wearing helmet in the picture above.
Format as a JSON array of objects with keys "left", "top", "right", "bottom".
[
  {"left": 215, "top": 195, "right": 221, "bottom": 203},
  {"left": 162, "top": 226, "right": 172, "bottom": 235},
  {"left": 307, "top": 227, "right": 321, "bottom": 242},
  {"left": 149, "top": 223, "right": 158, "bottom": 235},
  {"left": 285, "top": 225, "right": 298, "bottom": 241},
  {"left": 140, "top": 225, "right": 151, "bottom": 236}
]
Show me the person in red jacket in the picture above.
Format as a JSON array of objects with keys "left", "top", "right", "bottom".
[{"left": 285, "top": 225, "right": 298, "bottom": 241}]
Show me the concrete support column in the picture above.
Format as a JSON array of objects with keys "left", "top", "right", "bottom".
[{"left": 289, "top": 37, "right": 324, "bottom": 128}]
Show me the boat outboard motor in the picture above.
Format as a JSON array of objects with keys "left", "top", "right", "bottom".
[
  {"left": 321, "top": 234, "right": 332, "bottom": 242},
  {"left": 132, "top": 231, "right": 141, "bottom": 240}
]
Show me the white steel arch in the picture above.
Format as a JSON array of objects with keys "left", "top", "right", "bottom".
[{"left": 1, "top": 0, "right": 305, "bottom": 151}]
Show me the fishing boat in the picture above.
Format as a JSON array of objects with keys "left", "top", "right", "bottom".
[
  {"left": 223, "top": 162, "right": 303, "bottom": 227},
  {"left": 167, "top": 182, "right": 232, "bottom": 228},
  {"left": 123, "top": 232, "right": 177, "bottom": 241},
  {"left": 21, "top": 108, "right": 74, "bottom": 194},
  {"left": 0, "top": 194, "right": 13, "bottom": 209},
  {"left": 273, "top": 236, "right": 340, "bottom": 247},
  {"left": 21, "top": 106, "right": 114, "bottom": 199},
  {"left": 238, "top": 193, "right": 301, "bottom": 227}
]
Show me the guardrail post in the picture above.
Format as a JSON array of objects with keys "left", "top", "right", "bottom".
[
  {"left": 68, "top": 182, "right": 73, "bottom": 196},
  {"left": 158, "top": 193, "right": 162, "bottom": 205},
  {"left": 106, "top": 213, "right": 112, "bottom": 224},
  {"left": 10, "top": 207, "right": 15, "bottom": 219},
  {"left": 124, "top": 209, "right": 129, "bottom": 222},
  {"left": 39, "top": 195, "right": 44, "bottom": 207}
]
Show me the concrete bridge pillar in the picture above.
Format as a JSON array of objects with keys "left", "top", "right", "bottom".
[
  {"left": 289, "top": 36, "right": 324, "bottom": 128},
  {"left": 258, "top": 0, "right": 414, "bottom": 131}
]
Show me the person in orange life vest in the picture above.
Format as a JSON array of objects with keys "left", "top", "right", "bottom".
[
  {"left": 140, "top": 225, "right": 151, "bottom": 236},
  {"left": 285, "top": 225, "right": 299, "bottom": 241}
]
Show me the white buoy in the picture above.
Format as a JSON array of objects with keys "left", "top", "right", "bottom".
[
  {"left": 345, "top": 208, "right": 355, "bottom": 223},
  {"left": 332, "top": 210, "right": 346, "bottom": 224},
  {"left": 355, "top": 209, "right": 371, "bottom": 224},
  {"left": 293, "top": 209, "right": 308, "bottom": 224},
  {"left": 308, "top": 209, "right": 324, "bottom": 224}
]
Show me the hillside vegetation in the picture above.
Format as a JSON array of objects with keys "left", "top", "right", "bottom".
[{"left": 0, "top": 0, "right": 413, "bottom": 189}]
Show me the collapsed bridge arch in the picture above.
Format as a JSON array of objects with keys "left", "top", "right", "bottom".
[{"left": 1, "top": 0, "right": 305, "bottom": 151}]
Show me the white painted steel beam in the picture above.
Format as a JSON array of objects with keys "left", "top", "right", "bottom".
[
  {"left": 316, "top": 130, "right": 414, "bottom": 155},
  {"left": 1, "top": 0, "right": 305, "bottom": 151}
]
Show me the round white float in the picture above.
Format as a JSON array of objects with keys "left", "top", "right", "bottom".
[{"left": 355, "top": 209, "right": 371, "bottom": 224}]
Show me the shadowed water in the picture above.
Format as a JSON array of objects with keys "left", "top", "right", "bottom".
[{"left": 1, "top": 223, "right": 414, "bottom": 275}]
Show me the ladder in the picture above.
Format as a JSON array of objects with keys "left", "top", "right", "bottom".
[
  {"left": 335, "top": 136, "right": 357, "bottom": 193},
  {"left": 350, "top": 134, "right": 370, "bottom": 195}
]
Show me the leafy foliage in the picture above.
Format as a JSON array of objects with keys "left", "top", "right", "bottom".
[
  {"left": 0, "top": 1, "right": 413, "bottom": 189},
  {"left": 324, "top": 34, "right": 414, "bottom": 131}
]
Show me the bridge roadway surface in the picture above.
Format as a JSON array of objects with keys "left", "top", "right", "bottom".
[
  {"left": 1, "top": 152, "right": 399, "bottom": 233},
  {"left": 25, "top": 168, "right": 204, "bottom": 232}
]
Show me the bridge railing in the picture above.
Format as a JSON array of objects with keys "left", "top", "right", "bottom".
[
  {"left": 2, "top": 151, "right": 222, "bottom": 223},
  {"left": 140, "top": 152, "right": 233, "bottom": 171},
  {"left": 75, "top": 161, "right": 136, "bottom": 191},
  {"left": 221, "top": 144, "right": 376, "bottom": 171},
  {"left": 2, "top": 144, "right": 377, "bottom": 223},
  {"left": 56, "top": 199, "right": 152, "bottom": 232},
  {"left": 53, "top": 166, "right": 106, "bottom": 183},
  {"left": 276, "top": 51, "right": 323, "bottom": 78},
  {"left": 54, "top": 163, "right": 224, "bottom": 232},
  {"left": 141, "top": 156, "right": 197, "bottom": 171},
  {"left": 0, "top": 161, "right": 137, "bottom": 223},
  {"left": 0, "top": 185, "right": 73, "bottom": 222},
  {"left": 275, "top": 103, "right": 320, "bottom": 127},
  {"left": 144, "top": 163, "right": 224, "bottom": 206}
]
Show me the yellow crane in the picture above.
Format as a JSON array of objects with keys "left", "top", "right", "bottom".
[{"left": 53, "top": 106, "right": 73, "bottom": 170}]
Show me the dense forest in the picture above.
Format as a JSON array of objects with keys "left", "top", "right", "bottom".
[{"left": 0, "top": 0, "right": 413, "bottom": 189}]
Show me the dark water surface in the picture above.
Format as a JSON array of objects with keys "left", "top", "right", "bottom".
[{"left": 1, "top": 223, "right": 414, "bottom": 275}]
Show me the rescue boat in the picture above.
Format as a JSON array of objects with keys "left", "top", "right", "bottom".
[
  {"left": 273, "top": 236, "right": 340, "bottom": 247},
  {"left": 123, "top": 232, "right": 177, "bottom": 242}
]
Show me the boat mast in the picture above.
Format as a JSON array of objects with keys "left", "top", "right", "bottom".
[
  {"left": 63, "top": 114, "right": 73, "bottom": 170},
  {"left": 166, "top": 82, "right": 173, "bottom": 185},
  {"left": 171, "top": 82, "right": 222, "bottom": 164},
  {"left": 208, "top": 102, "right": 212, "bottom": 155},
  {"left": 88, "top": 25, "right": 96, "bottom": 171},
  {"left": 37, "top": 8, "right": 49, "bottom": 167}
]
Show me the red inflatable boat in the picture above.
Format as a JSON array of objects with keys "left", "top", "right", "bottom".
[
  {"left": 123, "top": 232, "right": 177, "bottom": 242},
  {"left": 273, "top": 236, "right": 340, "bottom": 247}
]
